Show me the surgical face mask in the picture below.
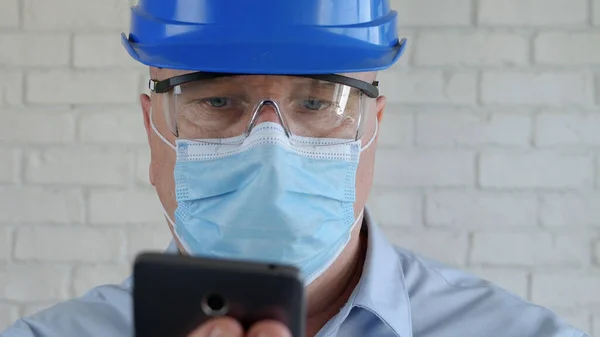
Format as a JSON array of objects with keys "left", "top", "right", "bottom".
[{"left": 150, "top": 107, "right": 378, "bottom": 284}]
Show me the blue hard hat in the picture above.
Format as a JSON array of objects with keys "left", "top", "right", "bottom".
[{"left": 121, "top": 0, "right": 406, "bottom": 74}]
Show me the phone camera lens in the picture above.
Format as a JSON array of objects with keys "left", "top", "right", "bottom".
[{"left": 202, "top": 293, "right": 228, "bottom": 316}]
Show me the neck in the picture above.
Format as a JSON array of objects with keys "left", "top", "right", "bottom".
[{"left": 304, "top": 225, "right": 368, "bottom": 337}]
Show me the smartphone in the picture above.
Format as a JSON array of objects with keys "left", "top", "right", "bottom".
[{"left": 133, "top": 252, "right": 305, "bottom": 337}]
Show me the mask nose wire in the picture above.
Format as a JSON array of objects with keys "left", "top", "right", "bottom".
[{"left": 244, "top": 99, "right": 291, "bottom": 138}]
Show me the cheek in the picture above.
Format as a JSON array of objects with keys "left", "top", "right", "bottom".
[
  {"left": 353, "top": 147, "right": 376, "bottom": 217},
  {"left": 352, "top": 112, "right": 378, "bottom": 216},
  {"left": 150, "top": 145, "right": 178, "bottom": 219}
]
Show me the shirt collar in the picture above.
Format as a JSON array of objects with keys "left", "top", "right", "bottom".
[
  {"left": 350, "top": 208, "right": 412, "bottom": 337},
  {"left": 161, "top": 209, "right": 412, "bottom": 337}
]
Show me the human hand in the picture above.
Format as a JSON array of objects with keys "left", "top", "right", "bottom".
[{"left": 187, "top": 317, "right": 292, "bottom": 337}]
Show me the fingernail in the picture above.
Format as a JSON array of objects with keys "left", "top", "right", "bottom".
[{"left": 208, "top": 327, "right": 223, "bottom": 337}]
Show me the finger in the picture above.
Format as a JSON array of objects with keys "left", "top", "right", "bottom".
[
  {"left": 187, "top": 317, "right": 244, "bottom": 337},
  {"left": 246, "top": 320, "right": 291, "bottom": 337}
]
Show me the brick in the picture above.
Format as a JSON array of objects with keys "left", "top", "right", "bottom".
[
  {"left": 415, "top": 32, "right": 529, "bottom": 66},
  {"left": 416, "top": 112, "right": 531, "bottom": 147},
  {"left": 79, "top": 110, "right": 147, "bottom": 144},
  {"left": 0, "top": 304, "right": 19, "bottom": 330},
  {"left": 479, "top": 151, "right": 594, "bottom": 189},
  {"left": 597, "top": 75, "right": 600, "bottom": 107},
  {"left": 23, "top": 0, "right": 130, "bottom": 30},
  {"left": 73, "top": 265, "right": 130, "bottom": 296},
  {"left": 426, "top": 192, "right": 537, "bottom": 227},
  {"left": 0, "top": 109, "right": 76, "bottom": 144},
  {"left": 128, "top": 227, "right": 172, "bottom": 260},
  {"left": 367, "top": 190, "right": 422, "bottom": 227},
  {"left": 0, "top": 70, "right": 23, "bottom": 106},
  {"left": 391, "top": 0, "right": 471, "bottom": 26},
  {"left": 135, "top": 150, "right": 151, "bottom": 185},
  {"left": 540, "top": 194, "right": 600, "bottom": 227},
  {"left": 379, "top": 70, "right": 477, "bottom": 104},
  {"left": 374, "top": 150, "right": 475, "bottom": 187},
  {"left": 481, "top": 72, "right": 594, "bottom": 106},
  {"left": 74, "top": 34, "right": 142, "bottom": 68},
  {"left": 535, "top": 33, "right": 600, "bottom": 65},
  {"left": 595, "top": 0, "right": 600, "bottom": 25},
  {"left": 25, "top": 147, "right": 134, "bottom": 186},
  {"left": 377, "top": 110, "right": 413, "bottom": 147},
  {"left": 531, "top": 272, "right": 600, "bottom": 308},
  {"left": 0, "top": 34, "right": 70, "bottom": 67},
  {"left": 0, "top": 187, "right": 84, "bottom": 224},
  {"left": 15, "top": 227, "right": 125, "bottom": 262},
  {"left": 0, "top": 228, "right": 10, "bottom": 262},
  {"left": 468, "top": 268, "right": 528, "bottom": 299},
  {"left": 471, "top": 232, "right": 590, "bottom": 267},
  {"left": 536, "top": 113, "right": 600, "bottom": 146},
  {"left": 89, "top": 190, "right": 164, "bottom": 225},
  {"left": 478, "top": 0, "right": 588, "bottom": 26},
  {"left": 384, "top": 228, "right": 468, "bottom": 266},
  {"left": 0, "top": 148, "right": 19, "bottom": 183},
  {"left": 0, "top": 0, "right": 19, "bottom": 27},
  {"left": 26, "top": 70, "right": 139, "bottom": 104},
  {"left": 0, "top": 265, "right": 70, "bottom": 301}
]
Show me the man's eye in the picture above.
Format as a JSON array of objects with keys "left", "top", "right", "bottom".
[
  {"left": 303, "top": 99, "right": 330, "bottom": 111},
  {"left": 203, "top": 97, "right": 230, "bottom": 108}
]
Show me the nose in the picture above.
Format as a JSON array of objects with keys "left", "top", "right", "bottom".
[
  {"left": 246, "top": 100, "right": 291, "bottom": 136},
  {"left": 254, "top": 103, "right": 281, "bottom": 125}
]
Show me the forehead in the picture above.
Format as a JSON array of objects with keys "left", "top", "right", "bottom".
[{"left": 151, "top": 68, "right": 377, "bottom": 83}]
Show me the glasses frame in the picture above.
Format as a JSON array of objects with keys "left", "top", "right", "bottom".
[
  {"left": 149, "top": 72, "right": 380, "bottom": 98},
  {"left": 149, "top": 72, "right": 379, "bottom": 141}
]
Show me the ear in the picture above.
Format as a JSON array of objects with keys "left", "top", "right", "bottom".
[
  {"left": 140, "top": 94, "right": 152, "bottom": 144},
  {"left": 376, "top": 95, "right": 386, "bottom": 123},
  {"left": 139, "top": 94, "right": 156, "bottom": 187}
]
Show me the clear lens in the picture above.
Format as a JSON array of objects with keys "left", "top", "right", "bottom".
[{"left": 162, "top": 75, "right": 372, "bottom": 145}]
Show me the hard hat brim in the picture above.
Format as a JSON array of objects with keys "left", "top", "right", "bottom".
[{"left": 121, "top": 33, "right": 406, "bottom": 75}]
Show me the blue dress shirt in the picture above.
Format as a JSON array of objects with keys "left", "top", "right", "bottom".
[{"left": 1, "top": 210, "right": 589, "bottom": 337}]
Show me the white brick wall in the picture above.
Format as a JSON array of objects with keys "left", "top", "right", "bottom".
[
  {"left": 479, "top": 151, "right": 594, "bottom": 189},
  {"left": 414, "top": 32, "right": 529, "bottom": 66},
  {"left": 0, "top": 0, "right": 19, "bottom": 28},
  {"left": 393, "top": 0, "right": 471, "bottom": 26},
  {"left": 478, "top": 0, "right": 588, "bottom": 26},
  {"left": 425, "top": 192, "right": 538, "bottom": 227},
  {"left": 535, "top": 33, "right": 600, "bottom": 65},
  {"left": 471, "top": 232, "right": 590, "bottom": 267},
  {"left": 481, "top": 72, "right": 595, "bottom": 106},
  {"left": 0, "top": 0, "right": 598, "bottom": 335},
  {"left": 595, "top": 0, "right": 600, "bottom": 26}
]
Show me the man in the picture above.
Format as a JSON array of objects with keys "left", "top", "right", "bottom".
[{"left": 1, "top": 1, "right": 589, "bottom": 337}]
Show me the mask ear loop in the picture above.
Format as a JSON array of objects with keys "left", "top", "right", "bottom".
[
  {"left": 304, "top": 208, "right": 365, "bottom": 285},
  {"left": 149, "top": 106, "right": 176, "bottom": 151},
  {"left": 148, "top": 107, "right": 185, "bottom": 248},
  {"left": 162, "top": 208, "right": 194, "bottom": 254},
  {"left": 360, "top": 120, "right": 378, "bottom": 153}
]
